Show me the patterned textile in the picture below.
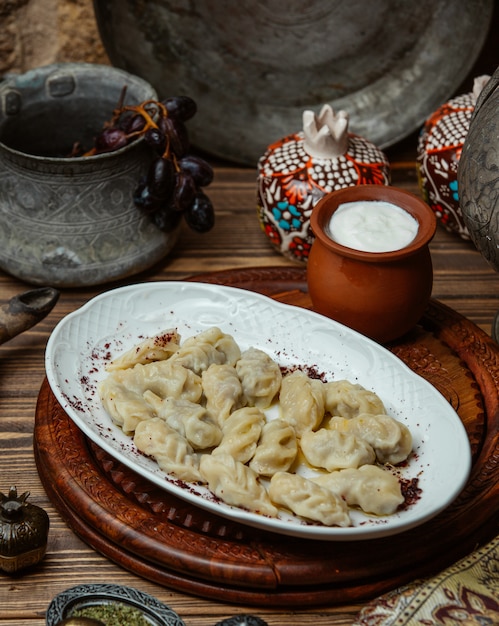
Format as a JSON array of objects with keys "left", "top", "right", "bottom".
[{"left": 353, "top": 534, "right": 499, "bottom": 625}]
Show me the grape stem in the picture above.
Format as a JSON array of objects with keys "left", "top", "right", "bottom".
[
  {"left": 81, "top": 96, "right": 186, "bottom": 184},
  {"left": 83, "top": 99, "right": 171, "bottom": 157}
]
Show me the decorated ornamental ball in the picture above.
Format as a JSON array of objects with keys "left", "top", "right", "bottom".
[
  {"left": 257, "top": 105, "right": 390, "bottom": 263},
  {"left": 416, "top": 75, "right": 490, "bottom": 240}
]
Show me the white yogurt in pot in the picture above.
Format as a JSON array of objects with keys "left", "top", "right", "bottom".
[{"left": 327, "top": 200, "right": 419, "bottom": 253}]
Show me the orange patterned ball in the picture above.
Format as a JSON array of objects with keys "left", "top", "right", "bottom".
[
  {"left": 257, "top": 119, "right": 390, "bottom": 263},
  {"left": 416, "top": 76, "right": 490, "bottom": 240}
]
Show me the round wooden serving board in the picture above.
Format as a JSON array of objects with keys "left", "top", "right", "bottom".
[{"left": 34, "top": 267, "right": 499, "bottom": 608}]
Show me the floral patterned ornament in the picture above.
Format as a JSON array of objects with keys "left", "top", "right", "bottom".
[
  {"left": 353, "top": 532, "right": 499, "bottom": 626},
  {"left": 257, "top": 105, "right": 390, "bottom": 263},
  {"left": 416, "top": 75, "right": 490, "bottom": 240}
]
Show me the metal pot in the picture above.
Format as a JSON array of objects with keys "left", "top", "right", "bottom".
[
  {"left": 0, "top": 63, "right": 180, "bottom": 288},
  {"left": 458, "top": 66, "right": 499, "bottom": 272}
]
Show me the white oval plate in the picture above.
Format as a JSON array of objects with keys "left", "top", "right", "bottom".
[{"left": 45, "top": 281, "right": 471, "bottom": 541}]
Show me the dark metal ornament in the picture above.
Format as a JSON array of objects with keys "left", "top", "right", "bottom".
[{"left": 0, "top": 486, "right": 49, "bottom": 573}]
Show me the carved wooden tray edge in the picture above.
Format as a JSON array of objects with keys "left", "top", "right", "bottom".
[{"left": 34, "top": 266, "right": 499, "bottom": 608}]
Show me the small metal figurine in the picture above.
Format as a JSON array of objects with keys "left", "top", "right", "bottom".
[{"left": 0, "top": 486, "right": 49, "bottom": 573}]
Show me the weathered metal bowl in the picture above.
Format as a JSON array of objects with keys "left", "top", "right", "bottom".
[
  {"left": 93, "top": 0, "right": 493, "bottom": 165},
  {"left": 0, "top": 63, "right": 180, "bottom": 288}
]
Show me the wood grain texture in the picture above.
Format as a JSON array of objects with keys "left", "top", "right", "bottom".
[{"left": 0, "top": 160, "right": 498, "bottom": 625}]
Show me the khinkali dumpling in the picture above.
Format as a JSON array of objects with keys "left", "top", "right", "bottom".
[
  {"left": 249, "top": 419, "right": 298, "bottom": 476},
  {"left": 143, "top": 392, "right": 222, "bottom": 450},
  {"left": 170, "top": 327, "right": 241, "bottom": 374},
  {"left": 199, "top": 453, "right": 277, "bottom": 517},
  {"left": 312, "top": 465, "right": 404, "bottom": 515},
  {"left": 212, "top": 406, "right": 265, "bottom": 463},
  {"left": 235, "top": 347, "right": 282, "bottom": 409},
  {"left": 300, "top": 428, "right": 376, "bottom": 471},
  {"left": 106, "top": 329, "right": 181, "bottom": 371},
  {"left": 323, "top": 380, "right": 385, "bottom": 418},
  {"left": 98, "top": 377, "right": 155, "bottom": 433},
  {"left": 202, "top": 363, "right": 246, "bottom": 425},
  {"left": 134, "top": 417, "right": 202, "bottom": 482},
  {"left": 211, "top": 329, "right": 242, "bottom": 366},
  {"left": 279, "top": 370, "right": 325, "bottom": 437},
  {"left": 268, "top": 472, "right": 351, "bottom": 527},
  {"left": 327, "top": 413, "right": 412, "bottom": 464},
  {"left": 102, "top": 359, "right": 202, "bottom": 404}
]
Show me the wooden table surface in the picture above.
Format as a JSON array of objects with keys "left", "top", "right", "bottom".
[{"left": 1, "top": 145, "right": 498, "bottom": 626}]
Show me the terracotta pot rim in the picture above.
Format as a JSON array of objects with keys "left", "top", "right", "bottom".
[{"left": 310, "top": 184, "right": 437, "bottom": 261}]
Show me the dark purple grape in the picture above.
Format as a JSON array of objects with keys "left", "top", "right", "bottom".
[
  {"left": 144, "top": 127, "right": 167, "bottom": 155},
  {"left": 134, "top": 158, "right": 175, "bottom": 215},
  {"left": 119, "top": 112, "right": 146, "bottom": 134},
  {"left": 157, "top": 116, "right": 189, "bottom": 158},
  {"left": 183, "top": 190, "right": 215, "bottom": 233},
  {"left": 133, "top": 181, "right": 161, "bottom": 214},
  {"left": 162, "top": 96, "right": 197, "bottom": 122},
  {"left": 151, "top": 204, "right": 183, "bottom": 232},
  {"left": 147, "top": 157, "right": 175, "bottom": 201},
  {"left": 178, "top": 155, "right": 214, "bottom": 187},
  {"left": 94, "top": 127, "right": 128, "bottom": 153},
  {"left": 173, "top": 171, "right": 197, "bottom": 211}
]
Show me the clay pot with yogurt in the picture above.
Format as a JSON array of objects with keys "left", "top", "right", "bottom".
[{"left": 307, "top": 185, "right": 437, "bottom": 343}]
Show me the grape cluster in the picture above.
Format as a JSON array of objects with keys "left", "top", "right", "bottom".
[{"left": 84, "top": 93, "right": 215, "bottom": 234}]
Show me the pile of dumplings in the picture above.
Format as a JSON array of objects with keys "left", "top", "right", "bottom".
[{"left": 98, "top": 326, "right": 412, "bottom": 527}]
